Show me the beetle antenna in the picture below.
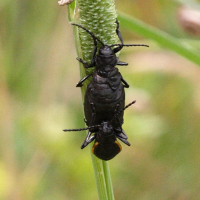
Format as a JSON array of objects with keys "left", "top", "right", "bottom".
[
  {"left": 112, "top": 100, "right": 136, "bottom": 122},
  {"left": 123, "top": 100, "right": 136, "bottom": 111},
  {"left": 71, "top": 23, "right": 104, "bottom": 46},
  {"left": 63, "top": 124, "right": 101, "bottom": 132},
  {"left": 63, "top": 127, "right": 90, "bottom": 132},
  {"left": 110, "top": 44, "right": 149, "bottom": 47},
  {"left": 108, "top": 100, "right": 136, "bottom": 132}
]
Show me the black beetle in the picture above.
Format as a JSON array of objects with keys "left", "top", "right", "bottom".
[
  {"left": 64, "top": 101, "right": 136, "bottom": 160},
  {"left": 72, "top": 20, "right": 149, "bottom": 88},
  {"left": 72, "top": 20, "right": 148, "bottom": 149}
]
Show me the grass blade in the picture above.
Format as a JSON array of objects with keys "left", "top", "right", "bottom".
[{"left": 118, "top": 12, "right": 200, "bottom": 66}]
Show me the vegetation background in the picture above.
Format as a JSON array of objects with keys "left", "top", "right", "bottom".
[{"left": 1, "top": 0, "right": 200, "bottom": 199}]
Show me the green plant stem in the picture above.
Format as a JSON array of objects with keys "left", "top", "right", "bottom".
[
  {"left": 68, "top": 0, "right": 117, "bottom": 199},
  {"left": 103, "top": 161, "right": 115, "bottom": 200}
]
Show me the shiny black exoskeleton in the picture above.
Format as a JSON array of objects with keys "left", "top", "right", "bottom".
[
  {"left": 92, "top": 120, "right": 133, "bottom": 160},
  {"left": 72, "top": 21, "right": 148, "bottom": 150},
  {"left": 64, "top": 101, "right": 136, "bottom": 160},
  {"left": 92, "top": 121, "right": 125, "bottom": 160}
]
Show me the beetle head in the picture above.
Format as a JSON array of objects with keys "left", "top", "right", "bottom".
[
  {"left": 98, "top": 45, "right": 114, "bottom": 56},
  {"left": 99, "top": 122, "right": 113, "bottom": 136}
]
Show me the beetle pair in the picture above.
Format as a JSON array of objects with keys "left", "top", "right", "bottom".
[{"left": 64, "top": 20, "right": 148, "bottom": 160}]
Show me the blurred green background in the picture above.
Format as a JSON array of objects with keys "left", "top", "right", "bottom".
[{"left": 1, "top": 0, "right": 200, "bottom": 199}]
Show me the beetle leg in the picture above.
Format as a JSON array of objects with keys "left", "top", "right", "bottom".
[
  {"left": 117, "top": 60, "right": 128, "bottom": 66},
  {"left": 89, "top": 42, "right": 97, "bottom": 67},
  {"left": 122, "top": 129, "right": 129, "bottom": 138},
  {"left": 116, "top": 131, "right": 128, "bottom": 140},
  {"left": 76, "top": 33, "right": 97, "bottom": 68},
  {"left": 81, "top": 100, "right": 97, "bottom": 148},
  {"left": 116, "top": 134, "right": 131, "bottom": 146},
  {"left": 113, "top": 45, "right": 123, "bottom": 54},
  {"left": 113, "top": 19, "right": 124, "bottom": 53},
  {"left": 121, "top": 78, "right": 129, "bottom": 88},
  {"left": 113, "top": 44, "right": 122, "bottom": 53},
  {"left": 115, "top": 19, "right": 123, "bottom": 44},
  {"left": 81, "top": 132, "right": 95, "bottom": 149},
  {"left": 76, "top": 56, "right": 96, "bottom": 69},
  {"left": 76, "top": 57, "right": 90, "bottom": 68},
  {"left": 115, "top": 128, "right": 130, "bottom": 146},
  {"left": 76, "top": 73, "right": 92, "bottom": 87}
]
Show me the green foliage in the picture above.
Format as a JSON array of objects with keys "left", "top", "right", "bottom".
[
  {"left": 118, "top": 12, "right": 200, "bottom": 66},
  {"left": 1, "top": 0, "right": 200, "bottom": 199}
]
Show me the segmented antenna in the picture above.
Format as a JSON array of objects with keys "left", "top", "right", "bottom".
[
  {"left": 71, "top": 23, "right": 104, "bottom": 46},
  {"left": 71, "top": 23, "right": 149, "bottom": 49},
  {"left": 110, "top": 44, "right": 149, "bottom": 48},
  {"left": 63, "top": 124, "right": 101, "bottom": 132},
  {"left": 123, "top": 100, "right": 136, "bottom": 111},
  {"left": 112, "top": 100, "right": 136, "bottom": 122}
]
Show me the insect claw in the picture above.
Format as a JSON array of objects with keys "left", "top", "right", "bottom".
[{"left": 76, "top": 82, "right": 83, "bottom": 87}]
